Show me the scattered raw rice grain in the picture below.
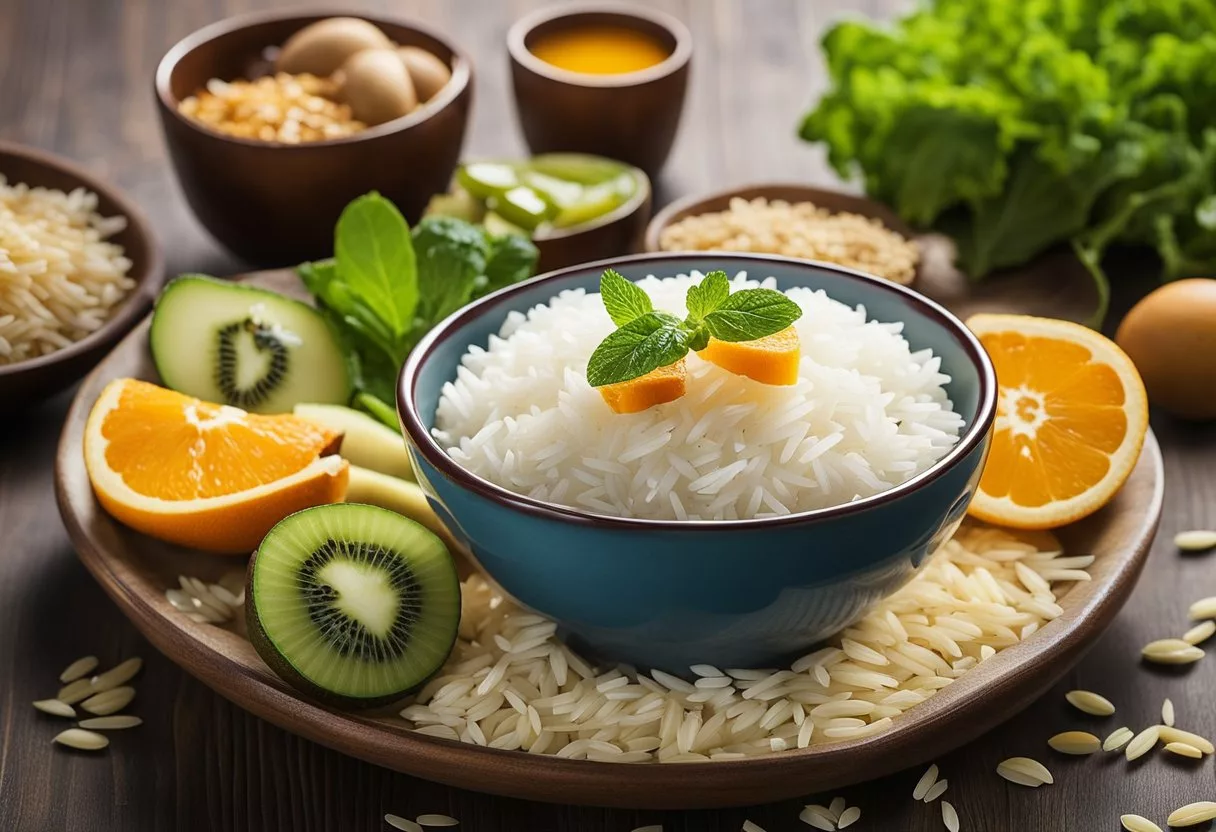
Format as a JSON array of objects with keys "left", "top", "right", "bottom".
[
  {"left": 1048, "top": 731, "right": 1101, "bottom": 755},
  {"left": 416, "top": 815, "right": 459, "bottom": 827},
  {"left": 1183, "top": 620, "right": 1216, "bottom": 645},
  {"left": 838, "top": 806, "right": 861, "bottom": 828},
  {"left": 1141, "top": 640, "right": 1205, "bottom": 665},
  {"left": 90, "top": 657, "right": 142, "bottom": 692},
  {"left": 996, "top": 757, "right": 1053, "bottom": 787},
  {"left": 209, "top": 583, "right": 242, "bottom": 608},
  {"left": 78, "top": 715, "right": 143, "bottom": 730},
  {"left": 742, "top": 822, "right": 766, "bottom": 832},
  {"left": 1121, "top": 815, "right": 1163, "bottom": 832},
  {"left": 1126, "top": 726, "right": 1161, "bottom": 761},
  {"left": 385, "top": 816, "right": 423, "bottom": 832},
  {"left": 1158, "top": 726, "right": 1215, "bottom": 754},
  {"left": 80, "top": 686, "right": 135, "bottom": 716},
  {"left": 1188, "top": 597, "right": 1216, "bottom": 621},
  {"left": 53, "top": 728, "right": 109, "bottom": 751},
  {"left": 1065, "top": 690, "right": 1115, "bottom": 716},
  {"left": 56, "top": 679, "right": 95, "bottom": 705},
  {"left": 631, "top": 827, "right": 663, "bottom": 832},
  {"left": 1167, "top": 802, "right": 1216, "bottom": 827},
  {"left": 1164, "top": 742, "right": 1203, "bottom": 759},
  {"left": 913, "top": 764, "right": 940, "bottom": 800},
  {"left": 1174, "top": 530, "right": 1216, "bottom": 551},
  {"left": 799, "top": 808, "right": 835, "bottom": 831},
  {"left": 1163, "top": 699, "right": 1176, "bottom": 727},
  {"left": 828, "top": 797, "right": 846, "bottom": 820},
  {"left": 923, "top": 779, "right": 949, "bottom": 803},
  {"left": 1104, "top": 727, "right": 1135, "bottom": 752},
  {"left": 32, "top": 699, "right": 76, "bottom": 718},
  {"left": 942, "top": 800, "right": 960, "bottom": 832},
  {"left": 690, "top": 664, "right": 722, "bottom": 677},
  {"left": 58, "top": 655, "right": 98, "bottom": 684}
]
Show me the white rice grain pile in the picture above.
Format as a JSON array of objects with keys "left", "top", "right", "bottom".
[
  {"left": 0, "top": 175, "right": 134, "bottom": 364},
  {"left": 434, "top": 272, "right": 964, "bottom": 520},
  {"left": 399, "top": 523, "right": 1090, "bottom": 761}
]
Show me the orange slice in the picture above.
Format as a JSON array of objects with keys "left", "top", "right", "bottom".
[
  {"left": 966, "top": 314, "right": 1148, "bottom": 529},
  {"left": 84, "top": 378, "right": 349, "bottom": 553},
  {"left": 598, "top": 359, "right": 687, "bottom": 414},
  {"left": 699, "top": 327, "right": 801, "bottom": 385}
]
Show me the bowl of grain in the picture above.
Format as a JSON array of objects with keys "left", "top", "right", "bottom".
[
  {"left": 155, "top": 10, "right": 473, "bottom": 266},
  {"left": 646, "top": 184, "right": 922, "bottom": 286},
  {"left": 0, "top": 142, "right": 162, "bottom": 411}
]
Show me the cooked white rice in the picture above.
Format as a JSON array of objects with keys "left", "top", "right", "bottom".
[
  {"left": 0, "top": 175, "right": 134, "bottom": 365},
  {"left": 434, "top": 272, "right": 964, "bottom": 520},
  {"left": 400, "top": 523, "right": 1089, "bottom": 761}
]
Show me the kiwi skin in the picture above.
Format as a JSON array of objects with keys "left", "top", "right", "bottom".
[{"left": 244, "top": 508, "right": 460, "bottom": 712}]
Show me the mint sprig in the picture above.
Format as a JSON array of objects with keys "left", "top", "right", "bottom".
[{"left": 586, "top": 270, "right": 802, "bottom": 388}]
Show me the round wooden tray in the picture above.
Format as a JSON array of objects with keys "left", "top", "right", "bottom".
[{"left": 54, "top": 270, "right": 1162, "bottom": 810}]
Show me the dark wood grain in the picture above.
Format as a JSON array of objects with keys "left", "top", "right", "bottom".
[{"left": 2, "top": 1, "right": 1216, "bottom": 830}]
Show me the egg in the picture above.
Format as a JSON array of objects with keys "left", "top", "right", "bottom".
[
  {"left": 397, "top": 46, "right": 452, "bottom": 103},
  {"left": 276, "top": 17, "right": 393, "bottom": 77},
  {"left": 1115, "top": 278, "right": 1216, "bottom": 420},
  {"left": 339, "top": 48, "right": 418, "bottom": 126}
]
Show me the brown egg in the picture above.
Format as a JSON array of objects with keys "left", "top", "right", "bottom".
[
  {"left": 1115, "top": 278, "right": 1216, "bottom": 420},
  {"left": 397, "top": 46, "right": 452, "bottom": 103},
  {"left": 276, "top": 18, "right": 393, "bottom": 76},
  {"left": 339, "top": 48, "right": 418, "bottom": 126}
]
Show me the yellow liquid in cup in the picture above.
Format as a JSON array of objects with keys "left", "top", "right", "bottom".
[{"left": 529, "top": 25, "right": 671, "bottom": 75}]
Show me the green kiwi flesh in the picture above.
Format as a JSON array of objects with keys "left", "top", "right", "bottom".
[
  {"left": 247, "top": 503, "right": 460, "bottom": 708},
  {"left": 150, "top": 275, "right": 351, "bottom": 413}
]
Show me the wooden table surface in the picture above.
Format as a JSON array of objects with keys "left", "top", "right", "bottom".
[{"left": 2, "top": 1, "right": 1214, "bottom": 830}]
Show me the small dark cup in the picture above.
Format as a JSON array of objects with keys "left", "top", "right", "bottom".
[
  {"left": 508, "top": 5, "right": 691, "bottom": 178},
  {"left": 155, "top": 10, "right": 473, "bottom": 267}
]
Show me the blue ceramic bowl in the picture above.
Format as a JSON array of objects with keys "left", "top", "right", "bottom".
[{"left": 399, "top": 254, "right": 996, "bottom": 673}]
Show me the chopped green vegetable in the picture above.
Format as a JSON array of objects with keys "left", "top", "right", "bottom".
[
  {"left": 586, "top": 270, "right": 802, "bottom": 387},
  {"left": 354, "top": 392, "right": 400, "bottom": 431},
  {"left": 799, "top": 0, "right": 1216, "bottom": 324},
  {"left": 299, "top": 192, "right": 539, "bottom": 408}
]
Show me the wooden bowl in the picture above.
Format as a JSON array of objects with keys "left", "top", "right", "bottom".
[
  {"left": 155, "top": 10, "right": 473, "bottom": 267},
  {"left": 55, "top": 271, "right": 1162, "bottom": 809},
  {"left": 0, "top": 142, "right": 163, "bottom": 412},
  {"left": 508, "top": 5, "right": 691, "bottom": 178},
  {"left": 532, "top": 167, "right": 652, "bottom": 272}
]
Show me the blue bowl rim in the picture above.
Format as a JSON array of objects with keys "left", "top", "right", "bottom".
[{"left": 398, "top": 252, "right": 997, "bottom": 530}]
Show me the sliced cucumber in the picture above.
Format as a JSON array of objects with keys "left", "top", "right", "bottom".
[
  {"left": 527, "top": 153, "right": 628, "bottom": 185},
  {"left": 150, "top": 275, "right": 351, "bottom": 413},
  {"left": 457, "top": 162, "right": 519, "bottom": 200},
  {"left": 488, "top": 186, "right": 555, "bottom": 231}
]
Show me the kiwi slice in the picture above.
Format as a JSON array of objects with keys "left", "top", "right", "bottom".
[
  {"left": 247, "top": 503, "right": 460, "bottom": 708},
  {"left": 150, "top": 275, "right": 352, "bottom": 413}
]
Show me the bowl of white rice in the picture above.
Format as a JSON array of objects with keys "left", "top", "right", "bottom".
[
  {"left": 399, "top": 253, "right": 996, "bottom": 672},
  {"left": 0, "top": 142, "right": 162, "bottom": 410}
]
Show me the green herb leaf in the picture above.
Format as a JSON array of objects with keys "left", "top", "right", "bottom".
[
  {"left": 703, "top": 289, "right": 803, "bottom": 342},
  {"left": 586, "top": 311, "right": 688, "bottom": 387},
  {"left": 482, "top": 232, "right": 540, "bottom": 295},
  {"left": 354, "top": 392, "right": 400, "bottom": 430},
  {"left": 599, "top": 269, "right": 653, "bottom": 326},
  {"left": 411, "top": 215, "right": 489, "bottom": 324},
  {"left": 685, "top": 270, "right": 731, "bottom": 322},
  {"left": 334, "top": 193, "right": 418, "bottom": 337}
]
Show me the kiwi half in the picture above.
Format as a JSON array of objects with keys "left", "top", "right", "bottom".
[
  {"left": 150, "top": 275, "right": 352, "bottom": 413},
  {"left": 246, "top": 503, "right": 460, "bottom": 708}
]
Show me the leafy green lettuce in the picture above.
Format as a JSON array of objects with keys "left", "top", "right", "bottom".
[{"left": 800, "top": 0, "right": 1216, "bottom": 323}]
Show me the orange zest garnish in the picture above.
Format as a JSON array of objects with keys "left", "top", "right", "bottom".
[
  {"left": 699, "top": 326, "right": 801, "bottom": 386},
  {"left": 84, "top": 378, "right": 349, "bottom": 553},
  {"left": 965, "top": 314, "right": 1148, "bottom": 530},
  {"left": 597, "top": 359, "right": 687, "bottom": 414}
]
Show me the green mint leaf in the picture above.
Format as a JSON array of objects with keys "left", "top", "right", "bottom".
[
  {"left": 586, "top": 312, "right": 688, "bottom": 387},
  {"left": 685, "top": 270, "right": 731, "bottom": 322},
  {"left": 481, "top": 232, "right": 539, "bottom": 295},
  {"left": 412, "top": 215, "right": 489, "bottom": 324},
  {"left": 599, "top": 269, "right": 653, "bottom": 326},
  {"left": 702, "top": 289, "right": 803, "bottom": 342},
  {"left": 334, "top": 193, "right": 418, "bottom": 338}
]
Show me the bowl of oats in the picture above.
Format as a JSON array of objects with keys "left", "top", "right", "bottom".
[
  {"left": 646, "top": 184, "right": 922, "bottom": 286},
  {"left": 154, "top": 10, "right": 472, "bottom": 266}
]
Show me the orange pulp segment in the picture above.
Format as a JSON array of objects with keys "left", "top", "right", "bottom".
[
  {"left": 699, "top": 326, "right": 801, "bottom": 385},
  {"left": 598, "top": 359, "right": 687, "bottom": 414},
  {"left": 965, "top": 314, "right": 1148, "bottom": 530}
]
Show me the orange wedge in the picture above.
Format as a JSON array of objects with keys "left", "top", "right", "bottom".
[
  {"left": 965, "top": 314, "right": 1148, "bottom": 529},
  {"left": 598, "top": 359, "right": 687, "bottom": 414},
  {"left": 699, "top": 327, "right": 801, "bottom": 385},
  {"left": 84, "top": 378, "right": 349, "bottom": 553}
]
